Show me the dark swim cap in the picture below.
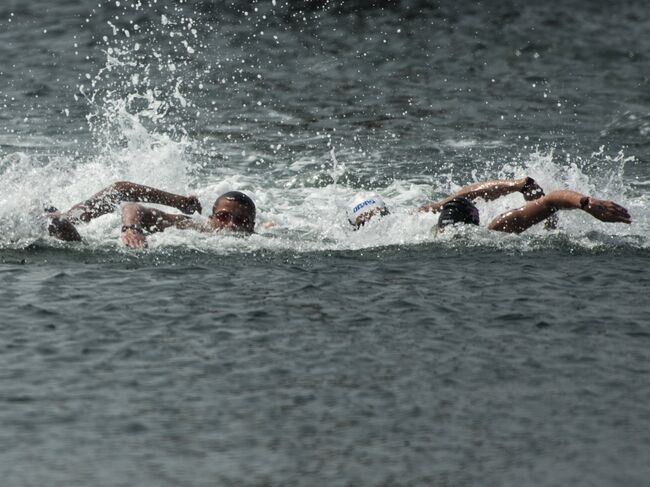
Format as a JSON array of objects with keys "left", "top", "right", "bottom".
[{"left": 437, "top": 197, "right": 480, "bottom": 228}]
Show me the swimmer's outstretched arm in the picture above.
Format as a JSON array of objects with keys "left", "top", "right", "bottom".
[
  {"left": 488, "top": 190, "right": 631, "bottom": 234},
  {"left": 418, "top": 177, "right": 543, "bottom": 213},
  {"left": 60, "top": 181, "right": 201, "bottom": 223},
  {"left": 120, "top": 202, "right": 209, "bottom": 248}
]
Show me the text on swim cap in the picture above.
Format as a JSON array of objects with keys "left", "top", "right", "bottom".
[{"left": 352, "top": 199, "right": 378, "bottom": 214}]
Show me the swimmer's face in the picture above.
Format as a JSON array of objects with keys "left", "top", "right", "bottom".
[
  {"left": 209, "top": 197, "right": 255, "bottom": 233},
  {"left": 352, "top": 207, "right": 389, "bottom": 229}
]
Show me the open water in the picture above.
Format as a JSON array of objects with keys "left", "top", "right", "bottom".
[{"left": 1, "top": 1, "right": 649, "bottom": 486}]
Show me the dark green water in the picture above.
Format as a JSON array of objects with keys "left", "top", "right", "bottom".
[{"left": 1, "top": 245, "right": 649, "bottom": 485}]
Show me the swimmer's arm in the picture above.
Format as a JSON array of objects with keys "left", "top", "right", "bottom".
[
  {"left": 120, "top": 203, "right": 208, "bottom": 248},
  {"left": 488, "top": 190, "right": 631, "bottom": 234},
  {"left": 65, "top": 181, "right": 201, "bottom": 223},
  {"left": 418, "top": 177, "right": 542, "bottom": 213}
]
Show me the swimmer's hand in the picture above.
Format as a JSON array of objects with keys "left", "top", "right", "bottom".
[
  {"left": 121, "top": 225, "right": 148, "bottom": 249},
  {"left": 520, "top": 177, "right": 545, "bottom": 201},
  {"left": 180, "top": 195, "right": 202, "bottom": 215},
  {"left": 583, "top": 197, "right": 631, "bottom": 224}
]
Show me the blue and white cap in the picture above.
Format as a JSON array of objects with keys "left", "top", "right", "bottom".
[{"left": 347, "top": 193, "right": 388, "bottom": 226}]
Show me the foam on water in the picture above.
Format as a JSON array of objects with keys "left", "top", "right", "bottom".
[{"left": 1, "top": 141, "right": 645, "bottom": 254}]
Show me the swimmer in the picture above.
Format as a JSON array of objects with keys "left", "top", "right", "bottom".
[
  {"left": 46, "top": 181, "right": 256, "bottom": 248},
  {"left": 347, "top": 177, "right": 631, "bottom": 233}
]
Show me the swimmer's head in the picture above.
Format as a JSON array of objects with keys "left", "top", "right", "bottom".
[
  {"left": 347, "top": 194, "right": 390, "bottom": 229},
  {"left": 210, "top": 191, "right": 256, "bottom": 233},
  {"left": 437, "top": 197, "right": 480, "bottom": 230}
]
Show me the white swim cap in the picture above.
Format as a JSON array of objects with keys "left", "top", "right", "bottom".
[{"left": 347, "top": 193, "right": 388, "bottom": 226}]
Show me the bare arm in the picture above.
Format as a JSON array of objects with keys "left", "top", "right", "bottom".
[
  {"left": 419, "top": 177, "right": 542, "bottom": 213},
  {"left": 64, "top": 181, "right": 201, "bottom": 223},
  {"left": 488, "top": 190, "right": 631, "bottom": 234},
  {"left": 120, "top": 203, "right": 209, "bottom": 248}
]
